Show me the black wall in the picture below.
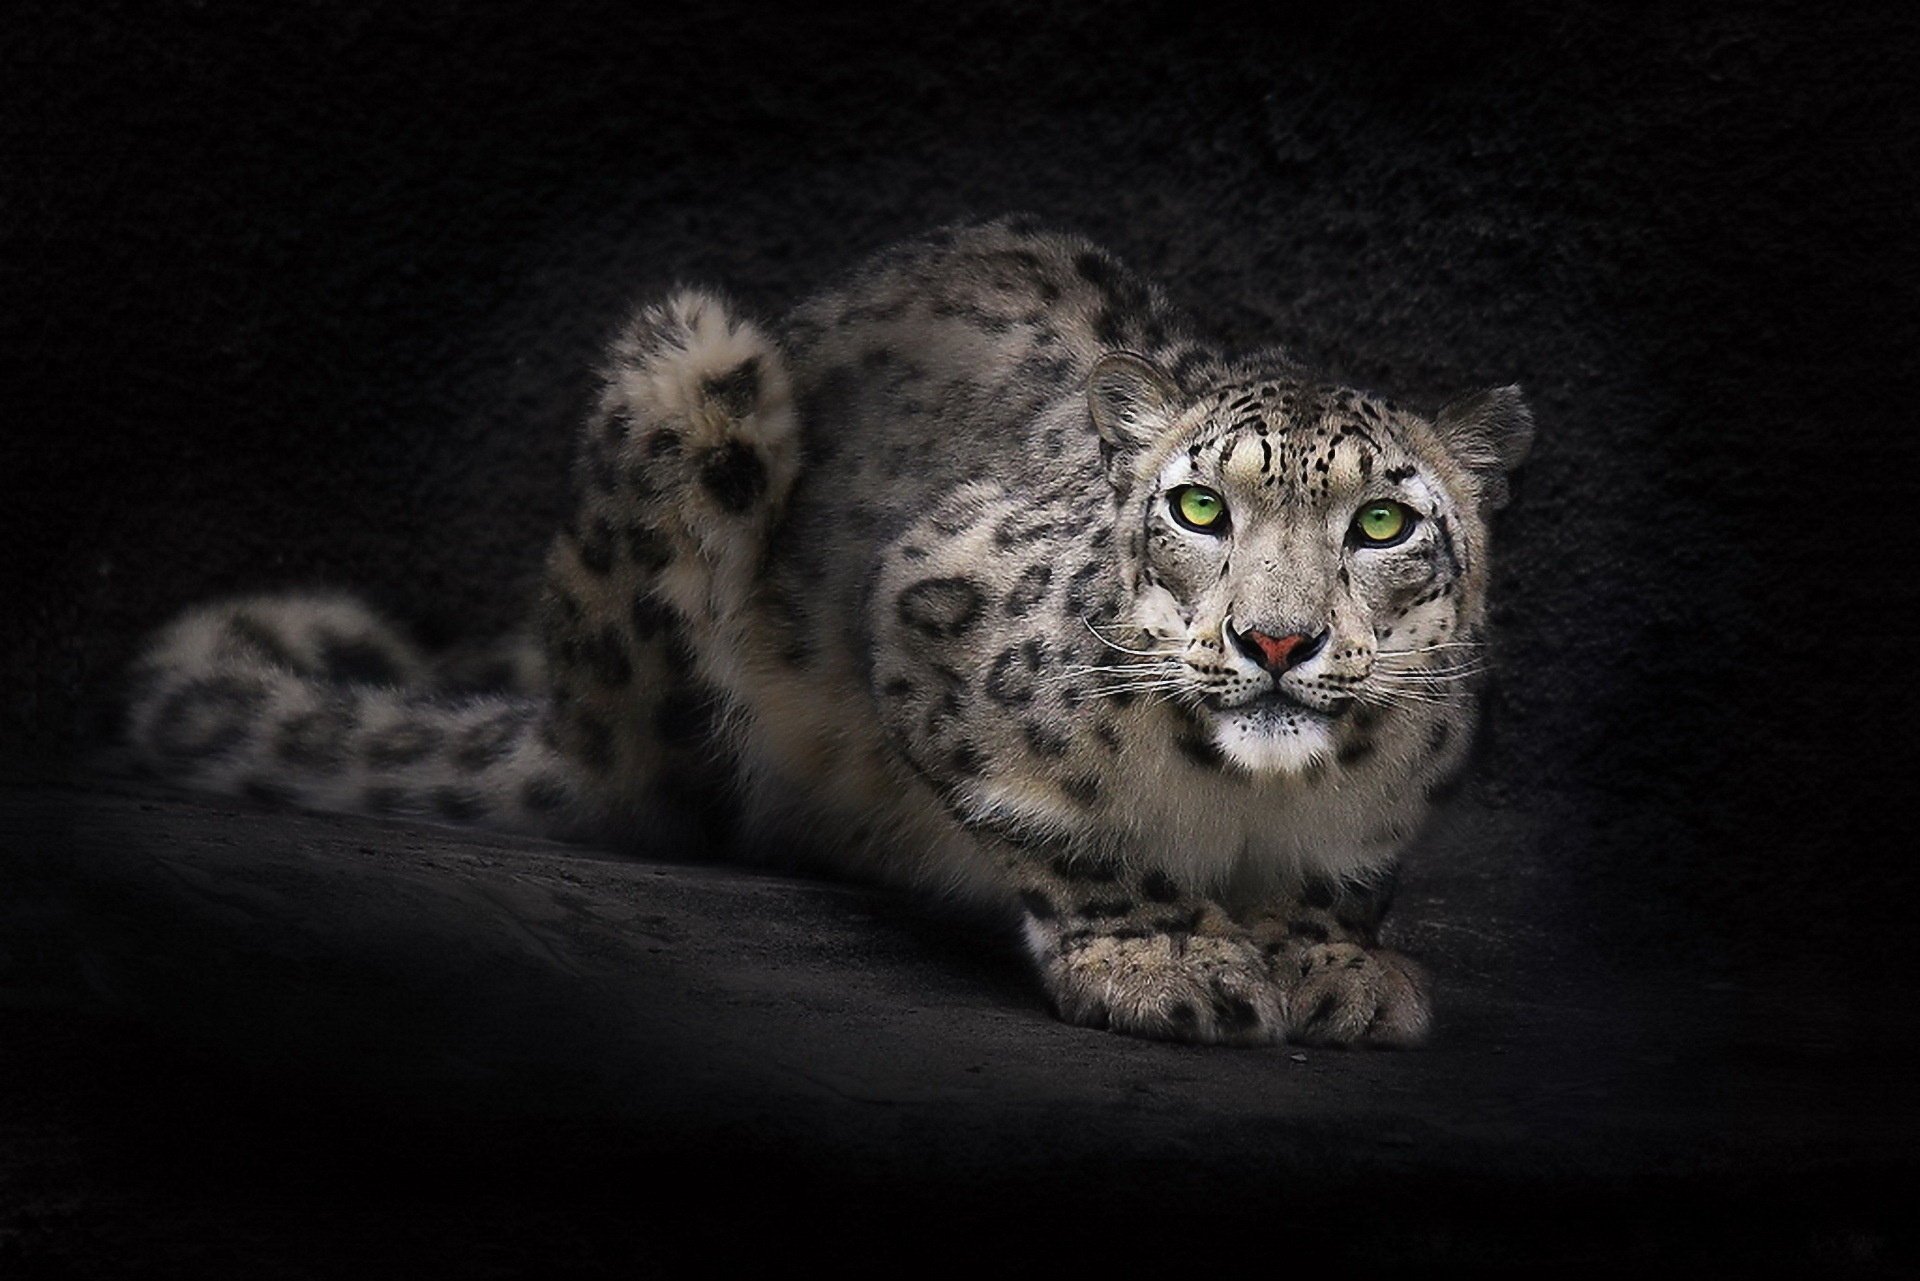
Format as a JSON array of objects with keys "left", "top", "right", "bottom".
[{"left": 8, "top": 2, "right": 1917, "bottom": 976}]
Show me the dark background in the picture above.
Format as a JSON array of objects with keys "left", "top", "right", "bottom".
[{"left": 5, "top": 0, "right": 1917, "bottom": 1273}]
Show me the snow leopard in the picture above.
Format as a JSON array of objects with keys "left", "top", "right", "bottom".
[{"left": 125, "top": 217, "right": 1532, "bottom": 1047}]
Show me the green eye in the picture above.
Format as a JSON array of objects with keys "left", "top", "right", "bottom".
[
  {"left": 1171, "top": 485, "right": 1228, "bottom": 533},
  {"left": 1353, "top": 500, "right": 1415, "bottom": 545}
]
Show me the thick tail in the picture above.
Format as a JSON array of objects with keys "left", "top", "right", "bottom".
[
  {"left": 124, "top": 592, "right": 598, "bottom": 837},
  {"left": 126, "top": 287, "right": 801, "bottom": 844},
  {"left": 536, "top": 287, "right": 800, "bottom": 816}
]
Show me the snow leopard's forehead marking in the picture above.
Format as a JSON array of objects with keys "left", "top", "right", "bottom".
[{"left": 1171, "top": 381, "right": 1427, "bottom": 508}]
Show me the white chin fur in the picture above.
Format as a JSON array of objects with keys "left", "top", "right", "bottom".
[{"left": 1210, "top": 706, "right": 1334, "bottom": 775}]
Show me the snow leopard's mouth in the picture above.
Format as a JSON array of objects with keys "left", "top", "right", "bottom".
[
  {"left": 1206, "top": 686, "right": 1354, "bottom": 722},
  {"left": 1195, "top": 690, "right": 1349, "bottom": 775}
]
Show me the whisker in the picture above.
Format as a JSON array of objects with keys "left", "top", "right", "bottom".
[
  {"left": 1375, "top": 650, "right": 1486, "bottom": 665},
  {"left": 1354, "top": 682, "right": 1457, "bottom": 705},
  {"left": 1082, "top": 672, "right": 1196, "bottom": 689},
  {"left": 1043, "top": 664, "right": 1184, "bottom": 686},
  {"left": 1370, "top": 672, "right": 1476, "bottom": 688},
  {"left": 1373, "top": 662, "right": 1481, "bottom": 676},
  {"left": 1081, "top": 679, "right": 1194, "bottom": 695},
  {"left": 1373, "top": 672, "right": 1485, "bottom": 688},
  {"left": 1080, "top": 616, "right": 1182, "bottom": 658},
  {"left": 1378, "top": 640, "right": 1483, "bottom": 656},
  {"left": 1081, "top": 686, "right": 1193, "bottom": 701},
  {"left": 1372, "top": 667, "right": 1485, "bottom": 684},
  {"left": 1358, "top": 689, "right": 1454, "bottom": 708}
]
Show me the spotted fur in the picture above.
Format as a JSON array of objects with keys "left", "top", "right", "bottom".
[{"left": 127, "top": 220, "right": 1532, "bottom": 1047}]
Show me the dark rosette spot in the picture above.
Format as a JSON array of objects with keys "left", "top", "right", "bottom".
[
  {"left": 699, "top": 440, "right": 768, "bottom": 513},
  {"left": 579, "top": 627, "right": 634, "bottom": 688},
  {"left": 896, "top": 577, "right": 984, "bottom": 639},
  {"left": 1177, "top": 734, "right": 1225, "bottom": 770},
  {"left": 521, "top": 774, "right": 570, "bottom": 813},
  {"left": 929, "top": 491, "right": 991, "bottom": 535},
  {"left": 985, "top": 639, "right": 1047, "bottom": 707},
  {"left": 1004, "top": 563, "right": 1053, "bottom": 616},
  {"left": 1050, "top": 855, "right": 1118, "bottom": 883},
  {"left": 275, "top": 699, "right": 359, "bottom": 771},
  {"left": 701, "top": 358, "right": 762, "bottom": 417},
  {"left": 1061, "top": 774, "right": 1101, "bottom": 806},
  {"left": 600, "top": 407, "right": 634, "bottom": 448},
  {"left": 452, "top": 708, "right": 529, "bottom": 771},
  {"left": 923, "top": 687, "right": 965, "bottom": 738},
  {"left": 993, "top": 510, "right": 1068, "bottom": 549},
  {"left": 631, "top": 592, "right": 675, "bottom": 640},
  {"left": 574, "top": 518, "right": 616, "bottom": 575},
  {"left": 950, "top": 742, "right": 985, "bottom": 776},
  {"left": 625, "top": 523, "right": 673, "bottom": 573},
  {"left": 223, "top": 614, "right": 297, "bottom": 668},
  {"left": 1211, "top": 992, "right": 1261, "bottom": 1033},
  {"left": 582, "top": 444, "right": 618, "bottom": 496},
  {"left": 1063, "top": 561, "right": 1114, "bottom": 623},
  {"left": 364, "top": 718, "right": 443, "bottom": 766},
  {"left": 1023, "top": 723, "right": 1070, "bottom": 758},
  {"left": 1139, "top": 870, "right": 1181, "bottom": 903},
  {"left": 151, "top": 675, "right": 270, "bottom": 763}
]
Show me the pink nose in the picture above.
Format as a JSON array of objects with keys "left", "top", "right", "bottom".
[{"left": 1233, "top": 627, "right": 1326, "bottom": 673}]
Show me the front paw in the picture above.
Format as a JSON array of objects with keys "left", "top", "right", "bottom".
[
  {"left": 1042, "top": 932, "right": 1287, "bottom": 1046},
  {"left": 1282, "top": 943, "right": 1431, "bottom": 1047}
]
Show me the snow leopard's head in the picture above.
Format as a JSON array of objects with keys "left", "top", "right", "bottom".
[{"left": 1088, "top": 352, "right": 1532, "bottom": 775}]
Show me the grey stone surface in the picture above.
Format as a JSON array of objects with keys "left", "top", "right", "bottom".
[{"left": 4, "top": 781, "right": 1912, "bottom": 1271}]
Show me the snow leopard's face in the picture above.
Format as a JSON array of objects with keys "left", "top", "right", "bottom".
[{"left": 1088, "top": 354, "right": 1531, "bottom": 775}]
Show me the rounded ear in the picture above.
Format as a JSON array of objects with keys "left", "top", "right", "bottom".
[
  {"left": 1434, "top": 384, "right": 1534, "bottom": 510},
  {"left": 1087, "top": 351, "right": 1178, "bottom": 453}
]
